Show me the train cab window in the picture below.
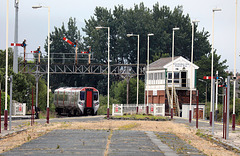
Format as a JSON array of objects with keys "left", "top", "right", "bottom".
[
  {"left": 94, "top": 92, "right": 98, "bottom": 101},
  {"left": 80, "top": 91, "right": 85, "bottom": 100}
]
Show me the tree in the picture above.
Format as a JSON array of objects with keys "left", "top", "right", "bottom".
[
  {"left": 44, "top": 17, "right": 90, "bottom": 90},
  {"left": 195, "top": 52, "right": 228, "bottom": 102},
  {"left": 110, "top": 78, "right": 145, "bottom": 104},
  {"left": 0, "top": 48, "right": 48, "bottom": 112},
  {"left": 83, "top": 3, "right": 211, "bottom": 66}
]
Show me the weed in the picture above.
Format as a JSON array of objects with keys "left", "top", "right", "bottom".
[
  {"left": 27, "top": 135, "right": 31, "bottom": 141},
  {"left": 56, "top": 144, "right": 60, "bottom": 149},
  {"left": 118, "top": 123, "right": 140, "bottom": 130}
]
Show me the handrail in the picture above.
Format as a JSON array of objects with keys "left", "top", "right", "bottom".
[
  {"left": 166, "top": 83, "right": 172, "bottom": 107},
  {"left": 173, "top": 85, "right": 180, "bottom": 117}
]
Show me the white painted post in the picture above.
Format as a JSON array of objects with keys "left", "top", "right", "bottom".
[{"left": 112, "top": 104, "right": 115, "bottom": 116}]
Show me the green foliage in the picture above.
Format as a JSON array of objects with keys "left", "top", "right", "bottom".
[
  {"left": 83, "top": 3, "right": 211, "bottom": 65},
  {"left": 98, "top": 94, "right": 119, "bottom": 115},
  {"left": 0, "top": 48, "right": 49, "bottom": 113},
  {"left": 0, "top": 92, "right": 10, "bottom": 114},
  {"left": 195, "top": 52, "right": 228, "bottom": 102},
  {"left": 110, "top": 78, "right": 145, "bottom": 104}
]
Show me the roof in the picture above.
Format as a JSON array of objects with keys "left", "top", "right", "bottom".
[
  {"left": 149, "top": 56, "right": 181, "bottom": 70},
  {"left": 149, "top": 56, "right": 199, "bottom": 71}
]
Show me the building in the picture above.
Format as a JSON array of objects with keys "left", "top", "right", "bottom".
[{"left": 145, "top": 56, "right": 205, "bottom": 118}]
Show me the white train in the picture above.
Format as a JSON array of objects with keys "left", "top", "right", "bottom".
[{"left": 54, "top": 87, "right": 99, "bottom": 116}]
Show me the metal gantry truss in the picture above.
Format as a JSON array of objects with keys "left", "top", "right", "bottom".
[{"left": 19, "top": 63, "right": 146, "bottom": 76}]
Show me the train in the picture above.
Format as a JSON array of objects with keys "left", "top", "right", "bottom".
[{"left": 54, "top": 87, "right": 100, "bottom": 116}]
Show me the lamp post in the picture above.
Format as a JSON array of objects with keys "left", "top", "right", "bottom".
[
  {"left": 32, "top": 5, "right": 50, "bottom": 123},
  {"left": 4, "top": 0, "right": 10, "bottom": 130},
  {"left": 147, "top": 33, "right": 154, "bottom": 114},
  {"left": 210, "top": 8, "right": 221, "bottom": 126},
  {"left": 233, "top": 0, "right": 237, "bottom": 131},
  {"left": 127, "top": 34, "right": 139, "bottom": 113},
  {"left": 96, "top": 26, "right": 110, "bottom": 119},
  {"left": 189, "top": 20, "right": 199, "bottom": 123},
  {"left": 171, "top": 28, "right": 179, "bottom": 119}
]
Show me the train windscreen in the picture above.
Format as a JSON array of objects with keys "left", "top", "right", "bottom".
[
  {"left": 93, "top": 92, "right": 98, "bottom": 101},
  {"left": 80, "top": 91, "right": 98, "bottom": 101},
  {"left": 80, "top": 91, "right": 85, "bottom": 100}
]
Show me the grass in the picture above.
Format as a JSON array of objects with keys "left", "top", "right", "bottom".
[
  {"left": 118, "top": 123, "right": 140, "bottom": 130},
  {"left": 38, "top": 111, "right": 56, "bottom": 119},
  {"left": 110, "top": 114, "right": 170, "bottom": 121}
]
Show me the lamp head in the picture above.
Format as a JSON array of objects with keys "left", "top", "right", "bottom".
[
  {"left": 192, "top": 20, "right": 200, "bottom": 23},
  {"left": 127, "top": 34, "right": 133, "bottom": 37},
  {"left": 173, "top": 27, "right": 180, "bottom": 31},
  {"left": 213, "top": 8, "right": 222, "bottom": 12},
  {"left": 32, "top": 6, "right": 42, "bottom": 9},
  {"left": 96, "top": 26, "right": 103, "bottom": 30},
  {"left": 148, "top": 33, "right": 154, "bottom": 36}
]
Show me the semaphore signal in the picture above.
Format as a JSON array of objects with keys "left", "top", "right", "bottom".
[
  {"left": 63, "top": 37, "right": 77, "bottom": 47},
  {"left": 31, "top": 46, "right": 41, "bottom": 64},
  {"left": 63, "top": 37, "right": 78, "bottom": 64},
  {"left": 11, "top": 39, "right": 27, "bottom": 63}
]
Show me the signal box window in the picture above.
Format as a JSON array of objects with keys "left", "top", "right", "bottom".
[{"left": 80, "top": 91, "right": 85, "bottom": 100}]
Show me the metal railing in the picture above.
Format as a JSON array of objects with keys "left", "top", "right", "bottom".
[{"left": 112, "top": 104, "right": 165, "bottom": 116}]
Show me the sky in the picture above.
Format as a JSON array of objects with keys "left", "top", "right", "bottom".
[{"left": 0, "top": 0, "right": 239, "bottom": 73}]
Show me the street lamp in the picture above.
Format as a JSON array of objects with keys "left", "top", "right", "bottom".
[
  {"left": 4, "top": 0, "right": 10, "bottom": 130},
  {"left": 189, "top": 20, "right": 199, "bottom": 123},
  {"left": 96, "top": 26, "right": 110, "bottom": 119},
  {"left": 210, "top": 8, "right": 221, "bottom": 126},
  {"left": 32, "top": 5, "right": 50, "bottom": 123},
  {"left": 171, "top": 27, "right": 179, "bottom": 119},
  {"left": 232, "top": 0, "right": 238, "bottom": 131},
  {"left": 127, "top": 33, "right": 140, "bottom": 113},
  {"left": 146, "top": 33, "right": 154, "bottom": 114}
]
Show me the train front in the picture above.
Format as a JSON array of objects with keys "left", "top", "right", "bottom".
[{"left": 79, "top": 87, "right": 99, "bottom": 115}]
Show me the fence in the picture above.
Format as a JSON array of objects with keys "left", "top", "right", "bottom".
[
  {"left": 112, "top": 104, "right": 165, "bottom": 116},
  {"left": 12, "top": 102, "right": 26, "bottom": 116}
]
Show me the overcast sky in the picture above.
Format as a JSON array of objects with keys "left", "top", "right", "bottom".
[{"left": 0, "top": 0, "right": 239, "bottom": 73}]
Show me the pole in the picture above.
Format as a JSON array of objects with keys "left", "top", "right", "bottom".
[
  {"left": 35, "top": 76, "right": 39, "bottom": 119},
  {"left": 146, "top": 34, "right": 153, "bottom": 115},
  {"left": 0, "top": 89, "right": 1, "bottom": 133},
  {"left": 46, "top": 7, "right": 50, "bottom": 124},
  {"left": 226, "top": 76, "right": 230, "bottom": 139},
  {"left": 171, "top": 29, "right": 177, "bottom": 119},
  {"left": 212, "top": 79, "right": 215, "bottom": 136},
  {"left": 189, "top": 22, "right": 195, "bottom": 123},
  {"left": 107, "top": 27, "right": 110, "bottom": 119},
  {"left": 147, "top": 35, "right": 149, "bottom": 115},
  {"left": 210, "top": 8, "right": 221, "bottom": 126},
  {"left": 31, "top": 87, "right": 34, "bottom": 126},
  {"left": 13, "top": 0, "right": 19, "bottom": 73},
  {"left": 223, "top": 88, "right": 226, "bottom": 139},
  {"left": 136, "top": 35, "right": 139, "bottom": 114},
  {"left": 4, "top": 0, "right": 9, "bottom": 131},
  {"left": 210, "top": 10, "right": 215, "bottom": 127},
  {"left": 9, "top": 76, "right": 12, "bottom": 130},
  {"left": 215, "top": 71, "right": 218, "bottom": 121},
  {"left": 232, "top": 0, "right": 237, "bottom": 131},
  {"left": 196, "top": 90, "right": 199, "bottom": 129},
  {"left": 205, "top": 83, "right": 207, "bottom": 106}
]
